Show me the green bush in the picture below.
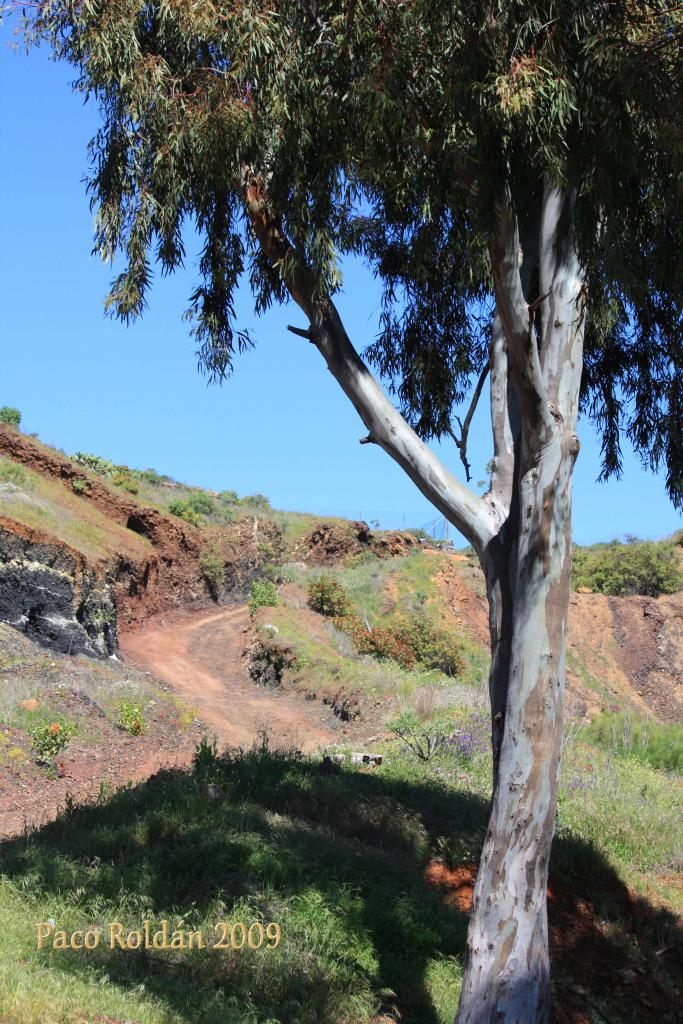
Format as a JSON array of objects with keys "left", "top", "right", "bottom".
[
  {"left": 248, "top": 579, "right": 279, "bottom": 613},
  {"left": 112, "top": 471, "right": 139, "bottom": 494},
  {"left": 187, "top": 491, "right": 216, "bottom": 516},
  {"left": 117, "top": 701, "right": 147, "bottom": 736},
  {"left": 137, "top": 467, "right": 169, "bottom": 484},
  {"left": 307, "top": 575, "right": 352, "bottom": 617},
  {"left": 582, "top": 712, "right": 683, "bottom": 773},
  {"left": 389, "top": 710, "right": 452, "bottom": 761},
  {"left": 572, "top": 538, "right": 682, "bottom": 596},
  {"left": 0, "top": 406, "right": 21, "bottom": 429},
  {"left": 200, "top": 543, "right": 224, "bottom": 592},
  {"left": 397, "top": 614, "right": 464, "bottom": 675},
  {"left": 29, "top": 719, "right": 75, "bottom": 762},
  {"left": 192, "top": 735, "right": 221, "bottom": 785},
  {"left": 71, "top": 452, "right": 115, "bottom": 476},
  {"left": 167, "top": 499, "right": 205, "bottom": 527},
  {"left": 220, "top": 489, "right": 240, "bottom": 504},
  {"left": 242, "top": 493, "right": 271, "bottom": 509},
  {"left": 71, "top": 478, "right": 91, "bottom": 495}
]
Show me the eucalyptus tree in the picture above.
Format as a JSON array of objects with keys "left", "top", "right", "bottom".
[{"left": 14, "top": 2, "right": 682, "bottom": 1021}]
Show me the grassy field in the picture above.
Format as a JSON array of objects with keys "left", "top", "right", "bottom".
[{"left": 0, "top": 720, "right": 680, "bottom": 1024}]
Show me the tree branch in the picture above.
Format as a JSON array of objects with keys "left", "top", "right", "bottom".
[
  {"left": 287, "top": 324, "right": 318, "bottom": 341},
  {"left": 448, "top": 364, "right": 489, "bottom": 481},
  {"left": 243, "top": 173, "right": 499, "bottom": 554},
  {"left": 491, "top": 188, "right": 553, "bottom": 443},
  {"left": 538, "top": 183, "right": 586, "bottom": 426},
  {"left": 487, "top": 314, "right": 520, "bottom": 517}
]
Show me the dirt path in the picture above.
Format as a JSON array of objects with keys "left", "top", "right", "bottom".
[{"left": 120, "top": 605, "right": 338, "bottom": 752}]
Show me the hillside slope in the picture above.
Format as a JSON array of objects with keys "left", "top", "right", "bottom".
[
  {"left": 250, "top": 548, "right": 683, "bottom": 731},
  {"left": 0, "top": 425, "right": 279, "bottom": 652},
  {"left": 1, "top": 423, "right": 681, "bottom": 725}
]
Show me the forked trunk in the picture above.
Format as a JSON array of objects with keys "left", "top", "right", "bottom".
[{"left": 455, "top": 185, "right": 585, "bottom": 1023}]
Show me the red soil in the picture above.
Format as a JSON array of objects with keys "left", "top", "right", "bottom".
[{"left": 425, "top": 860, "right": 682, "bottom": 1024}]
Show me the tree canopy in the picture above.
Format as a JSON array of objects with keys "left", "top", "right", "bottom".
[{"left": 18, "top": 0, "right": 683, "bottom": 505}]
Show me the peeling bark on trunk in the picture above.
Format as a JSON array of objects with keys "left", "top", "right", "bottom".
[
  {"left": 457, "top": 439, "right": 577, "bottom": 1022},
  {"left": 455, "top": 185, "right": 586, "bottom": 1024}
]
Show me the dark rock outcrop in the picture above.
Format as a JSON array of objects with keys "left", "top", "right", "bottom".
[{"left": 0, "top": 522, "right": 116, "bottom": 656}]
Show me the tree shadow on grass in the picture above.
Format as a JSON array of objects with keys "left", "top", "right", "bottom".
[{"left": 0, "top": 749, "right": 680, "bottom": 1024}]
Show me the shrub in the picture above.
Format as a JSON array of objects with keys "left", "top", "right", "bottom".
[
  {"left": 200, "top": 543, "right": 224, "bottom": 592},
  {"left": 71, "top": 452, "right": 115, "bottom": 476},
  {"left": 0, "top": 406, "right": 21, "bottom": 429},
  {"left": 138, "top": 467, "right": 168, "bottom": 484},
  {"left": 188, "top": 491, "right": 216, "bottom": 516},
  {"left": 192, "top": 735, "right": 221, "bottom": 785},
  {"left": 572, "top": 539, "right": 682, "bottom": 597},
  {"left": 397, "top": 614, "right": 464, "bottom": 675},
  {"left": 29, "top": 719, "right": 75, "bottom": 762},
  {"left": 582, "top": 712, "right": 683, "bottom": 774},
  {"left": 168, "top": 499, "right": 205, "bottom": 527},
  {"left": 307, "top": 575, "right": 351, "bottom": 618},
  {"left": 112, "top": 471, "right": 139, "bottom": 494},
  {"left": 117, "top": 701, "right": 147, "bottom": 736},
  {"left": 342, "top": 612, "right": 463, "bottom": 675},
  {"left": 248, "top": 579, "right": 278, "bottom": 613},
  {"left": 242, "top": 493, "right": 271, "bottom": 509},
  {"left": 345, "top": 616, "right": 416, "bottom": 668},
  {"left": 71, "top": 478, "right": 90, "bottom": 495},
  {"left": 389, "top": 711, "right": 451, "bottom": 761},
  {"left": 220, "top": 489, "right": 240, "bottom": 504}
]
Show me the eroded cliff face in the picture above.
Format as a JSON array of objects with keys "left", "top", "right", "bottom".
[
  {"left": 0, "top": 426, "right": 284, "bottom": 654},
  {"left": 0, "top": 521, "right": 116, "bottom": 656}
]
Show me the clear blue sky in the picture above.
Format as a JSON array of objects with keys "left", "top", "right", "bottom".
[{"left": 1, "top": 39, "right": 680, "bottom": 543}]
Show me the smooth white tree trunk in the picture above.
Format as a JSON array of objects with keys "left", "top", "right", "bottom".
[
  {"left": 455, "top": 185, "right": 585, "bottom": 1023},
  {"left": 456, "top": 439, "right": 576, "bottom": 1022}
]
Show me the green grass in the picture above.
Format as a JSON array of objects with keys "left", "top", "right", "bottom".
[
  {"left": 0, "top": 731, "right": 680, "bottom": 1024},
  {"left": 266, "top": 552, "right": 489, "bottom": 704},
  {"left": 255, "top": 601, "right": 444, "bottom": 702},
  {"left": 581, "top": 711, "right": 683, "bottom": 773},
  {"left": 0, "top": 743, "right": 473, "bottom": 1024},
  {"left": 0, "top": 456, "right": 151, "bottom": 561}
]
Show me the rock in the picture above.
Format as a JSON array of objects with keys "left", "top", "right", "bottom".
[
  {"left": 351, "top": 752, "right": 383, "bottom": 766},
  {"left": 204, "top": 783, "right": 225, "bottom": 801},
  {"left": 0, "top": 525, "right": 117, "bottom": 657},
  {"left": 261, "top": 623, "right": 280, "bottom": 634}
]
